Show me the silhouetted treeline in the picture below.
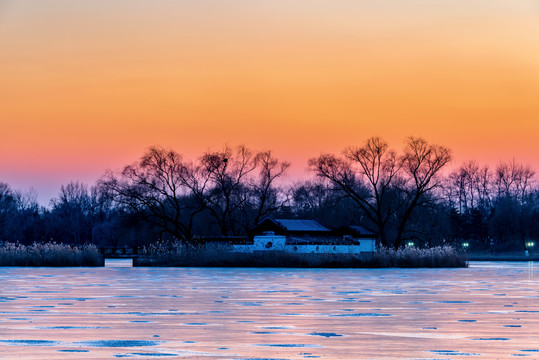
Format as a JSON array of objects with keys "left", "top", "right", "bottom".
[{"left": 1, "top": 138, "right": 537, "bottom": 251}]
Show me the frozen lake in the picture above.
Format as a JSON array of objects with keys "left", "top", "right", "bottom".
[{"left": 0, "top": 261, "right": 537, "bottom": 359}]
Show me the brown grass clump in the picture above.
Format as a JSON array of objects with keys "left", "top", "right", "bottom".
[
  {"left": 0, "top": 242, "right": 104, "bottom": 267},
  {"left": 135, "top": 242, "right": 467, "bottom": 268}
]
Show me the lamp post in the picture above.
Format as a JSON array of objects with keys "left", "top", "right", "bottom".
[{"left": 525, "top": 241, "right": 535, "bottom": 256}]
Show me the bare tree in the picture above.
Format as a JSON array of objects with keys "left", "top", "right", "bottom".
[
  {"left": 445, "top": 161, "right": 493, "bottom": 244},
  {"left": 292, "top": 179, "right": 334, "bottom": 218},
  {"left": 345, "top": 136, "right": 400, "bottom": 246},
  {"left": 49, "top": 181, "right": 93, "bottom": 244},
  {"left": 99, "top": 147, "right": 205, "bottom": 242},
  {"left": 99, "top": 145, "right": 291, "bottom": 240},
  {"left": 446, "top": 161, "right": 493, "bottom": 214},
  {"left": 490, "top": 159, "right": 536, "bottom": 247},
  {"left": 494, "top": 159, "right": 535, "bottom": 203},
  {"left": 0, "top": 183, "right": 19, "bottom": 241},
  {"left": 200, "top": 145, "right": 258, "bottom": 236},
  {"left": 310, "top": 136, "right": 451, "bottom": 249},
  {"left": 251, "top": 150, "right": 291, "bottom": 225},
  {"left": 395, "top": 137, "right": 452, "bottom": 247}
]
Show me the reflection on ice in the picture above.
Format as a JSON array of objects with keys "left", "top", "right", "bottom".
[
  {"left": 112, "top": 352, "right": 178, "bottom": 357},
  {"left": 75, "top": 340, "right": 163, "bottom": 347},
  {"left": 255, "top": 344, "right": 323, "bottom": 348},
  {"left": 430, "top": 349, "right": 481, "bottom": 356},
  {"left": 37, "top": 326, "right": 110, "bottom": 329},
  {"left": 308, "top": 332, "right": 343, "bottom": 338},
  {"left": 329, "top": 312, "right": 393, "bottom": 317},
  {"left": 0, "top": 339, "right": 58, "bottom": 346}
]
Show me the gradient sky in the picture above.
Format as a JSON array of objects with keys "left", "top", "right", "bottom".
[{"left": 1, "top": 1, "right": 538, "bottom": 204}]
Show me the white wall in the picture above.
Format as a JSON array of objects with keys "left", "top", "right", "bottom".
[{"left": 232, "top": 235, "right": 375, "bottom": 254}]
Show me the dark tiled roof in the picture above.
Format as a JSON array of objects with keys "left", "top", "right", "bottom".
[
  {"left": 274, "top": 219, "right": 331, "bottom": 232},
  {"left": 346, "top": 225, "right": 375, "bottom": 236}
]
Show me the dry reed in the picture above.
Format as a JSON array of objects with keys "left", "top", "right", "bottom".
[
  {"left": 135, "top": 241, "right": 467, "bottom": 268},
  {"left": 0, "top": 242, "right": 104, "bottom": 267}
]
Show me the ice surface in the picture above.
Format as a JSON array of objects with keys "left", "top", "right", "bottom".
[{"left": 0, "top": 261, "right": 537, "bottom": 359}]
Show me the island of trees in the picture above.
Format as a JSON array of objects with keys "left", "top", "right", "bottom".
[{"left": 1, "top": 136, "right": 537, "bottom": 257}]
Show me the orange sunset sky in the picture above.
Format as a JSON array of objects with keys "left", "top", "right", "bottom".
[{"left": 1, "top": 1, "right": 538, "bottom": 204}]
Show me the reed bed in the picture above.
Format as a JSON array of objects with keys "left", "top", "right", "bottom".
[
  {"left": 0, "top": 242, "right": 104, "bottom": 267},
  {"left": 135, "top": 242, "right": 467, "bottom": 268},
  {"left": 367, "top": 245, "right": 468, "bottom": 268}
]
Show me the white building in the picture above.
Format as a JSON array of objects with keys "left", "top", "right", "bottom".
[{"left": 232, "top": 217, "right": 376, "bottom": 255}]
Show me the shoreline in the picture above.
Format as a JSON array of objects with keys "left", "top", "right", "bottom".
[
  {"left": 467, "top": 251, "right": 538, "bottom": 261},
  {"left": 468, "top": 256, "right": 539, "bottom": 261}
]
